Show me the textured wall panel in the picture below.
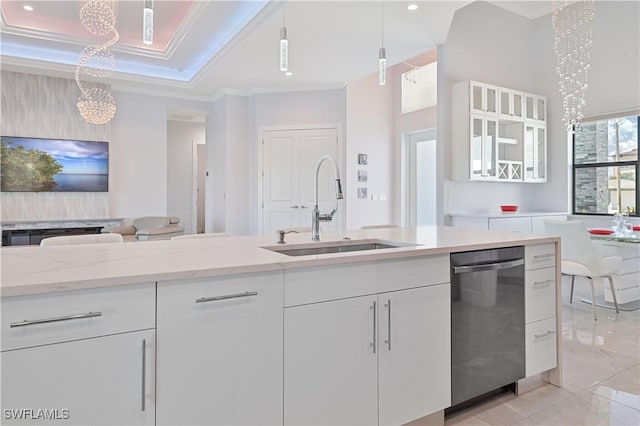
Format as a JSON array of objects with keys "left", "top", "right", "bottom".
[{"left": 1, "top": 71, "right": 110, "bottom": 221}]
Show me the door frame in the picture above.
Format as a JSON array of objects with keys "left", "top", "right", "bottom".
[
  {"left": 192, "top": 140, "right": 206, "bottom": 235},
  {"left": 401, "top": 128, "right": 437, "bottom": 227},
  {"left": 257, "top": 123, "right": 344, "bottom": 235}
]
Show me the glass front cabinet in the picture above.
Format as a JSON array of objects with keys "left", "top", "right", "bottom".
[{"left": 452, "top": 80, "right": 547, "bottom": 183}]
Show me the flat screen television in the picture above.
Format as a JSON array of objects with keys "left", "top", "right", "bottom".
[{"left": 1, "top": 136, "right": 108, "bottom": 192}]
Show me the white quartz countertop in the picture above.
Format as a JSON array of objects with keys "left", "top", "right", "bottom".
[
  {"left": 1, "top": 226, "right": 558, "bottom": 297},
  {"left": 447, "top": 211, "right": 568, "bottom": 219}
]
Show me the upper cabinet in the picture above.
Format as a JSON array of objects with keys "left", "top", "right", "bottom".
[
  {"left": 451, "top": 80, "right": 547, "bottom": 183},
  {"left": 470, "top": 81, "right": 498, "bottom": 115},
  {"left": 525, "top": 93, "right": 547, "bottom": 124},
  {"left": 499, "top": 87, "right": 524, "bottom": 121}
]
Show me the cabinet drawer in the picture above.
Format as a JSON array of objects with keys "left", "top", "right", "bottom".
[
  {"left": 284, "top": 255, "right": 449, "bottom": 307},
  {"left": 525, "top": 243, "right": 556, "bottom": 270},
  {"left": 525, "top": 317, "right": 557, "bottom": 377},
  {"left": 525, "top": 267, "right": 556, "bottom": 323},
  {"left": 2, "top": 283, "right": 155, "bottom": 351},
  {"left": 489, "top": 217, "right": 531, "bottom": 233}
]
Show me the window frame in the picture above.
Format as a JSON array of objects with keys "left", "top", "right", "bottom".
[{"left": 572, "top": 115, "right": 639, "bottom": 217}]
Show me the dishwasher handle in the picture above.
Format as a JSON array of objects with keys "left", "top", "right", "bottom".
[{"left": 453, "top": 258, "right": 524, "bottom": 274}]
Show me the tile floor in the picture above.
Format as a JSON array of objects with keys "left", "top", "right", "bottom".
[{"left": 445, "top": 276, "right": 640, "bottom": 426}]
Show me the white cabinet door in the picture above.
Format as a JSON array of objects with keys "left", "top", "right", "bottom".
[
  {"left": 284, "top": 295, "right": 378, "bottom": 426},
  {"left": 470, "top": 81, "right": 498, "bottom": 116},
  {"left": 525, "top": 93, "right": 547, "bottom": 124},
  {"left": 499, "top": 88, "right": 524, "bottom": 121},
  {"left": 524, "top": 123, "right": 547, "bottom": 182},
  {"left": 378, "top": 284, "right": 451, "bottom": 426},
  {"left": 470, "top": 116, "right": 498, "bottom": 180},
  {"left": 156, "top": 272, "right": 283, "bottom": 426},
  {"left": 1, "top": 330, "right": 155, "bottom": 426}
]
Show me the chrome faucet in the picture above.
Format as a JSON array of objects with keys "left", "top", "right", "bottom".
[{"left": 312, "top": 155, "right": 343, "bottom": 241}]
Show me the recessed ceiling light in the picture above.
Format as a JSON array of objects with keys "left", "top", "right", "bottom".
[
  {"left": 23, "top": 5, "right": 34, "bottom": 11},
  {"left": 408, "top": 4, "right": 418, "bottom": 11},
  {"left": 285, "top": 71, "right": 293, "bottom": 76}
]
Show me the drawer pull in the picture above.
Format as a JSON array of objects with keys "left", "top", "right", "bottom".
[
  {"left": 371, "top": 301, "right": 377, "bottom": 354},
  {"left": 141, "top": 339, "right": 146, "bottom": 412},
  {"left": 195, "top": 291, "right": 258, "bottom": 304},
  {"left": 533, "top": 279, "right": 555, "bottom": 287},
  {"left": 533, "top": 253, "right": 554, "bottom": 260},
  {"left": 10, "top": 311, "right": 102, "bottom": 328},
  {"left": 534, "top": 330, "right": 556, "bottom": 339}
]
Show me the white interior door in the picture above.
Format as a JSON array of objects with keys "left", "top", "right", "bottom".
[
  {"left": 262, "top": 128, "right": 339, "bottom": 235},
  {"left": 263, "top": 131, "right": 301, "bottom": 234}
]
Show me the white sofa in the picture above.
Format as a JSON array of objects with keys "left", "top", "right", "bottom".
[{"left": 102, "top": 216, "right": 185, "bottom": 241}]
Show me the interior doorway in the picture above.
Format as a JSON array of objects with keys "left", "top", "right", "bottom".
[
  {"left": 402, "top": 129, "right": 437, "bottom": 226},
  {"left": 259, "top": 127, "right": 341, "bottom": 235},
  {"left": 193, "top": 141, "right": 206, "bottom": 234}
]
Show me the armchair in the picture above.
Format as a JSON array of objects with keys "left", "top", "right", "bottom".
[{"left": 102, "top": 216, "right": 185, "bottom": 241}]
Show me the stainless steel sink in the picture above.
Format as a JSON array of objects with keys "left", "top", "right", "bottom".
[{"left": 262, "top": 239, "right": 417, "bottom": 257}]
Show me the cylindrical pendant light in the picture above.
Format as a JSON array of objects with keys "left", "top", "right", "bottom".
[
  {"left": 143, "top": 0, "right": 153, "bottom": 45},
  {"left": 379, "top": 48, "right": 387, "bottom": 85},
  {"left": 378, "top": 1, "right": 386, "bottom": 85},
  {"left": 279, "top": 3, "right": 288, "bottom": 71}
]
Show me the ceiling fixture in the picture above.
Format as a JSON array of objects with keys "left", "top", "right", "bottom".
[
  {"left": 23, "top": 5, "right": 33, "bottom": 12},
  {"left": 378, "top": 1, "right": 386, "bottom": 85},
  {"left": 408, "top": 4, "right": 418, "bottom": 11},
  {"left": 143, "top": 0, "right": 153, "bottom": 45},
  {"left": 75, "top": 0, "right": 120, "bottom": 125},
  {"left": 551, "top": 0, "right": 596, "bottom": 133},
  {"left": 279, "top": 2, "right": 288, "bottom": 72}
]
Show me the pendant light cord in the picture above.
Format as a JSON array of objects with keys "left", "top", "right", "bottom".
[{"left": 380, "top": 1, "right": 384, "bottom": 48}]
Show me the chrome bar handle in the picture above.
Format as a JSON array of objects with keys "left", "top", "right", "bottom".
[
  {"left": 195, "top": 291, "right": 258, "bottom": 304},
  {"left": 453, "top": 258, "right": 524, "bottom": 274},
  {"left": 534, "top": 330, "right": 556, "bottom": 339},
  {"left": 10, "top": 311, "right": 102, "bottom": 328},
  {"left": 371, "top": 301, "right": 377, "bottom": 354},
  {"left": 385, "top": 299, "right": 391, "bottom": 351},
  {"left": 533, "top": 253, "right": 555, "bottom": 260},
  {"left": 141, "top": 339, "right": 146, "bottom": 412},
  {"left": 533, "top": 279, "right": 555, "bottom": 287}
]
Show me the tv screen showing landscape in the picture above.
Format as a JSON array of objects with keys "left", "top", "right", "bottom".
[{"left": 1, "top": 136, "right": 108, "bottom": 192}]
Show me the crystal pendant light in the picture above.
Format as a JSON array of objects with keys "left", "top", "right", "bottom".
[
  {"left": 75, "top": 0, "right": 119, "bottom": 125},
  {"left": 279, "top": 3, "right": 288, "bottom": 71},
  {"left": 551, "top": 0, "right": 596, "bottom": 133},
  {"left": 143, "top": 0, "right": 153, "bottom": 45},
  {"left": 378, "top": 1, "right": 386, "bottom": 86}
]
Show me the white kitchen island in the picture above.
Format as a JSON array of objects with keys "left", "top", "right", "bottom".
[{"left": 1, "top": 226, "right": 562, "bottom": 426}]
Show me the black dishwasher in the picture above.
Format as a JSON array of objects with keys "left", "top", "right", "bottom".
[{"left": 448, "top": 246, "right": 525, "bottom": 412}]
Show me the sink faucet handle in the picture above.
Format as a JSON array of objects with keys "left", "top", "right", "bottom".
[{"left": 277, "top": 229, "right": 299, "bottom": 244}]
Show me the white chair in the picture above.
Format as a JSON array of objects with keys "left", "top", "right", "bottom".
[
  {"left": 544, "top": 219, "right": 621, "bottom": 320},
  {"left": 40, "top": 233, "right": 124, "bottom": 246},
  {"left": 360, "top": 224, "right": 399, "bottom": 230},
  {"left": 171, "top": 232, "right": 232, "bottom": 240}
]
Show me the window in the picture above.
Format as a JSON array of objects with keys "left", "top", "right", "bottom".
[{"left": 573, "top": 115, "right": 638, "bottom": 216}]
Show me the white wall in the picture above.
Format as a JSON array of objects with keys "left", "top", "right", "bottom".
[
  {"left": 0, "top": 71, "right": 110, "bottom": 221},
  {"left": 206, "top": 97, "right": 226, "bottom": 233},
  {"left": 442, "top": 1, "right": 640, "bottom": 219},
  {"left": 250, "top": 89, "right": 346, "bottom": 234},
  {"left": 346, "top": 71, "right": 395, "bottom": 230},
  {"left": 528, "top": 0, "right": 640, "bottom": 213},
  {"left": 167, "top": 120, "right": 205, "bottom": 234},
  {"left": 441, "top": 1, "right": 538, "bottom": 217},
  {"left": 224, "top": 95, "right": 251, "bottom": 236}
]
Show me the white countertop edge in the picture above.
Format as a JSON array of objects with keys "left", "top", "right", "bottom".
[
  {"left": 1, "top": 227, "right": 559, "bottom": 298},
  {"left": 447, "top": 211, "right": 568, "bottom": 219}
]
